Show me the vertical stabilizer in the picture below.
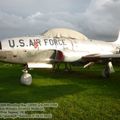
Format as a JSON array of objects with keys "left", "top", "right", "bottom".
[{"left": 114, "top": 31, "right": 120, "bottom": 44}]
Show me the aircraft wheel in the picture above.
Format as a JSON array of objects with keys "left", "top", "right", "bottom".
[
  {"left": 20, "top": 70, "right": 32, "bottom": 85},
  {"left": 102, "top": 66, "right": 110, "bottom": 78}
]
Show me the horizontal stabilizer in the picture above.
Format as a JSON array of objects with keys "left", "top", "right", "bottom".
[{"left": 114, "top": 31, "right": 120, "bottom": 44}]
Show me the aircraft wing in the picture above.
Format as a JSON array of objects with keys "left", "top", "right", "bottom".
[
  {"left": 99, "top": 54, "right": 120, "bottom": 58},
  {"left": 82, "top": 53, "right": 120, "bottom": 62},
  {"left": 55, "top": 50, "right": 120, "bottom": 62}
]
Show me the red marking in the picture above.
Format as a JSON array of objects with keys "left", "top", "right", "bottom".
[
  {"left": 56, "top": 51, "right": 64, "bottom": 61},
  {"left": 34, "top": 39, "right": 39, "bottom": 48}
]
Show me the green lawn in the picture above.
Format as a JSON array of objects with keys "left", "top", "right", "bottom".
[{"left": 0, "top": 63, "right": 120, "bottom": 120}]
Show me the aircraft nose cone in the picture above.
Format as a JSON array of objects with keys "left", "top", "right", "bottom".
[{"left": 0, "top": 41, "right": 6, "bottom": 60}]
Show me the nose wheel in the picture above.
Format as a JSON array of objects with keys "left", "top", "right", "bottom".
[{"left": 20, "top": 66, "right": 32, "bottom": 85}]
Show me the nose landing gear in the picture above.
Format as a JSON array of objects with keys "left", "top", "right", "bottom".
[{"left": 20, "top": 65, "right": 32, "bottom": 85}]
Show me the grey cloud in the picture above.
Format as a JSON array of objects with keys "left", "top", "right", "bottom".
[
  {"left": 0, "top": 11, "right": 77, "bottom": 39},
  {"left": 0, "top": 0, "right": 120, "bottom": 41},
  {"left": 0, "top": 0, "right": 89, "bottom": 16},
  {"left": 80, "top": 0, "right": 120, "bottom": 40}
]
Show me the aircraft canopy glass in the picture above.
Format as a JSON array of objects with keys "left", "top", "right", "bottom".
[{"left": 42, "top": 28, "right": 88, "bottom": 40}]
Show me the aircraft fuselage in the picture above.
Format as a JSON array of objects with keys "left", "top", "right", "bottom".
[{"left": 0, "top": 36, "right": 118, "bottom": 64}]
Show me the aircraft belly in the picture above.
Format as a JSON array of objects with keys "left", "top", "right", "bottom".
[
  {"left": 24, "top": 50, "right": 55, "bottom": 63},
  {"left": 11, "top": 50, "right": 55, "bottom": 64},
  {"left": 0, "top": 50, "right": 55, "bottom": 64}
]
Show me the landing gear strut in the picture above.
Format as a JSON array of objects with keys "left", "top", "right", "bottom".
[
  {"left": 53, "top": 62, "right": 72, "bottom": 72},
  {"left": 64, "top": 62, "right": 72, "bottom": 72},
  {"left": 102, "top": 64, "right": 110, "bottom": 78},
  {"left": 102, "top": 61, "right": 115, "bottom": 78},
  {"left": 20, "top": 65, "right": 32, "bottom": 85}
]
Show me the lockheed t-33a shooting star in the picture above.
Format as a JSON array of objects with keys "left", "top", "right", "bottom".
[{"left": 0, "top": 28, "right": 120, "bottom": 85}]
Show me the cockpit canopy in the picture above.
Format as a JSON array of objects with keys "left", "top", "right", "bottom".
[{"left": 42, "top": 28, "right": 88, "bottom": 40}]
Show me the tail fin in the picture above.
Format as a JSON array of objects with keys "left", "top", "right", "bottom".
[{"left": 114, "top": 31, "right": 120, "bottom": 44}]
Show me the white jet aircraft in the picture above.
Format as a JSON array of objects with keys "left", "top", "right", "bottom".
[{"left": 0, "top": 28, "right": 120, "bottom": 85}]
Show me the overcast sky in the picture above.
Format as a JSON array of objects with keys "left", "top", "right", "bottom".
[{"left": 0, "top": 0, "right": 120, "bottom": 41}]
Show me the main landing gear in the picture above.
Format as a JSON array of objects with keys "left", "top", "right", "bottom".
[
  {"left": 53, "top": 62, "right": 72, "bottom": 72},
  {"left": 20, "top": 65, "right": 32, "bottom": 86},
  {"left": 102, "top": 61, "right": 115, "bottom": 78}
]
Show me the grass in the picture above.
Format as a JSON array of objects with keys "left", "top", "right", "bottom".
[{"left": 0, "top": 63, "right": 120, "bottom": 120}]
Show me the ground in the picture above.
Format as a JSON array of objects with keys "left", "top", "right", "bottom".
[{"left": 0, "top": 63, "right": 120, "bottom": 120}]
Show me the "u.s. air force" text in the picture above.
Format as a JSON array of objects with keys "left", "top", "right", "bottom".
[{"left": 8, "top": 38, "right": 67, "bottom": 48}]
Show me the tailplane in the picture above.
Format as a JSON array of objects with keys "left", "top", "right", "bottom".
[{"left": 114, "top": 31, "right": 120, "bottom": 44}]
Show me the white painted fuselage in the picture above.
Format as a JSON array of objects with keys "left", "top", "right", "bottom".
[{"left": 0, "top": 35, "right": 119, "bottom": 65}]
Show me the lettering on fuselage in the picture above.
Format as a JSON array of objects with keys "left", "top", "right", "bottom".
[
  {"left": 44, "top": 39, "right": 66, "bottom": 46},
  {"left": 8, "top": 40, "right": 15, "bottom": 48},
  {"left": 8, "top": 38, "right": 66, "bottom": 48}
]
